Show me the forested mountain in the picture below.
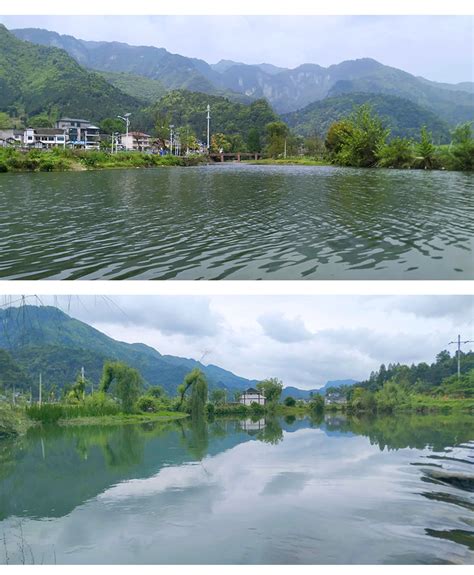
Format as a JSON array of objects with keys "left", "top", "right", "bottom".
[
  {"left": 283, "top": 93, "right": 452, "bottom": 142},
  {"left": 333, "top": 351, "right": 474, "bottom": 400},
  {"left": 11, "top": 27, "right": 472, "bottom": 123},
  {"left": 281, "top": 380, "right": 357, "bottom": 399},
  {"left": 97, "top": 71, "right": 167, "bottom": 104},
  {"left": 0, "top": 349, "right": 31, "bottom": 391},
  {"left": 146, "top": 90, "right": 279, "bottom": 143},
  {"left": 0, "top": 306, "right": 258, "bottom": 396},
  {"left": 0, "top": 306, "right": 357, "bottom": 400},
  {"left": 0, "top": 25, "right": 142, "bottom": 122}
]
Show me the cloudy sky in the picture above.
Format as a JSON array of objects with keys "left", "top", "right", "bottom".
[
  {"left": 1, "top": 15, "right": 472, "bottom": 83},
  {"left": 3, "top": 295, "right": 472, "bottom": 389}
]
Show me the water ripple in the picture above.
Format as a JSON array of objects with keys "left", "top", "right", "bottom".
[{"left": 0, "top": 165, "right": 472, "bottom": 279}]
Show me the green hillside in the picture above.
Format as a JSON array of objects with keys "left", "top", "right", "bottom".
[
  {"left": 97, "top": 71, "right": 167, "bottom": 104},
  {"left": 0, "top": 306, "right": 255, "bottom": 396},
  {"left": 283, "top": 93, "right": 451, "bottom": 142},
  {"left": 0, "top": 349, "right": 31, "bottom": 393},
  {"left": 148, "top": 90, "right": 279, "bottom": 142},
  {"left": 0, "top": 25, "right": 141, "bottom": 122},
  {"left": 12, "top": 28, "right": 472, "bottom": 123}
]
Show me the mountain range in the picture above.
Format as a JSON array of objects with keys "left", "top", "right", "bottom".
[
  {"left": 9, "top": 26, "right": 474, "bottom": 127},
  {"left": 0, "top": 305, "right": 355, "bottom": 398},
  {"left": 0, "top": 25, "right": 141, "bottom": 123}
]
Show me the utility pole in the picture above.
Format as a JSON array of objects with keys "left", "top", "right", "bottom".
[
  {"left": 448, "top": 334, "right": 474, "bottom": 378},
  {"left": 206, "top": 104, "right": 210, "bottom": 151},
  {"left": 284, "top": 138, "right": 287, "bottom": 159},
  {"left": 169, "top": 125, "right": 174, "bottom": 155},
  {"left": 39, "top": 372, "right": 42, "bottom": 406}
]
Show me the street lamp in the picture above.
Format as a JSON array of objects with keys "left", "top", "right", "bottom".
[
  {"left": 117, "top": 113, "right": 131, "bottom": 150},
  {"left": 206, "top": 104, "right": 210, "bottom": 151}
]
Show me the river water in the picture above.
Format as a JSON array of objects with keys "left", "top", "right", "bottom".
[
  {"left": 0, "top": 413, "right": 473, "bottom": 564},
  {"left": 0, "top": 165, "right": 472, "bottom": 279}
]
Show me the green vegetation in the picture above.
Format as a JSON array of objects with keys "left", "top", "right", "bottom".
[
  {"left": 256, "top": 378, "right": 283, "bottom": 404},
  {"left": 0, "top": 403, "right": 31, "bottom": 437},
  {"left": 98, "top": 71, "right": 167, "bottom": 104},
  {"left": 325, "top": 351, "right": 474, "bottom": 415},
  {"left": 146, "top": 90, "right": 279, "bottom": 148},
  {"left": 0, "top": 25, "right": 141, "bottom": 124},
  {"left": 99, "top": 361, "right": 143, "bottom": 414},
  {"left": 324, "top": 105, "right": 474, "bottom": 171},
  {"left": 11, "top": 28, "right": 473, "bottom": 125},
  {"left": 0, "top": 147, "right": 206, "bottom": 173},
  {"left": 284, "top": 92, "right": 451, "bottom": 142}
]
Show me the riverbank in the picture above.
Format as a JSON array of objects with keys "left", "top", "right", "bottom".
[
  {"left": 245, "top": 156, "right": 330, "bottom": 166},
  {"left": 0, "top": 148, "right": 207, "bottom": 173},
  {"left": 59, "top": 411, "right": 188, "bottom": 427},
  {"left": 327, "top": 396, "right": 474, "bottom": 415}
]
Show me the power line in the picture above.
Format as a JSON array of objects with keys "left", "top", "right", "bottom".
[{"left": 448, "top": 334, "right": 474, "bottom": 378}]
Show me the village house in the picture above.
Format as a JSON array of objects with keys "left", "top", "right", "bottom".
[
  {"left": 239, "top": 387, "right": 266, "bottom": 406},
  {"left": 23, "top": 127, "right": 66, "bottom": 148},
  {"left": 0, "top": 129, "right": 23, "bottom": 147},
  {"left": 324, "top": 391, "right": 347, "bottom": 405},
  {"left": 55, "top": 118, "right": 101, "bottom": 150},
  {"left": 120, "top": 131, "right": 152, "bottom": 152}
]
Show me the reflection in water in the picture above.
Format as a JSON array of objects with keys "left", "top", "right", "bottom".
[
  {"left": 0, "top": 413, "right": 473, "bottom": 564},
  {"left": 0, "top": 165, "right": 472, "bottom": 279}
]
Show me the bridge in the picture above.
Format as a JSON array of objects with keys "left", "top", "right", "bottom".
[{"left": 209, "top": 152, "right": 261, "bottom": 162}]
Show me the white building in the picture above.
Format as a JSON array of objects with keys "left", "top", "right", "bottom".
[
  {"left": 120, "top": 131, "right": 152, "bottom": 152},
  {"left": 240, "top": 387, "right": 266, "bottom": 406},
  {"left": 55, "top": 118, "right": 100, "bottom": 150},
  {"left": 23, "top": 128, "right": 66, "bottom": 148}
]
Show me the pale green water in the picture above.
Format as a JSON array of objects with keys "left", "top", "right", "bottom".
[
  {"left": 0, "top": 414, "right": 473, "bottom": 564},
  {"left": 0, "top": 165, "right": 472, "bottom": 279}
]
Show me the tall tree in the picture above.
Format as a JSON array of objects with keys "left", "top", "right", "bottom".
[
  {"left": 256, "top": 377, "right": 283, "bottom": 403},
  {"left": 99, "top": 361, "right": 143, "bottom": 414}
]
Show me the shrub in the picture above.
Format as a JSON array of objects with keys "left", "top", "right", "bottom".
[
  {"left": 250, "top": 402, "right": 265, "bottom": 415},
  {"left": 284, "top": 396, "right": 296, "bottom": 407},
  {"left": 214, "top": 403, "right": 250, "bottom": 416},
  {"left": 206, "top": 403, "right": 216, "bottom": 417},
  {"left": 136, "top": 395, "right": 159, "bottom": 412},
  {"left": 377, "top": 137, "right": 414, "bottom": 168},
  {"left": 26, "top": 403, "right": 64, "bottom": 423}
]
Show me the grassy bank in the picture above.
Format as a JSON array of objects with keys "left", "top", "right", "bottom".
[
  {"left": 245, "top": 156, "right": 330, "bottom": 166},
  {"left": 326, "top": 396, "right": 474, "bottom": 415},
  {"left": 0, "top": 148, "right": 207, "bottom": 173},
  {"left": 58, "top": 411, "right": 188, "bottom": 427}
]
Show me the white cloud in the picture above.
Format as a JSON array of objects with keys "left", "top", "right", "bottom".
[
  {"left": 258, "top": 312, "right": 314, "bottom": 343},
  {"left": 4, "top": 294, "right": 473, "bottom": 390}
]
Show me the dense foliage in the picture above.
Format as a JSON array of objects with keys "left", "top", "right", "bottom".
[
  {"left": 145, "top": 90, "right": 279, "bottom": 147},
  {"left": 99, "top": 361, "right": 143, "bottom": 414},
  {"left": 0, "top": 305, "right": 254, "bottom": 398},
  {"left": 324, "top": 104, "right": 474, "bottom": 171},
  {"left": 11, "top": 28, "right": 473, "bottom": 122},
  {"left": 0, "top": 25, "right": 141, "bottom": 124},
  {"left": 326, "top": 350, "right": 474, "bottom": 414},
  {"left": 283, "top": 93, "right": 451, "bottom": 142}
]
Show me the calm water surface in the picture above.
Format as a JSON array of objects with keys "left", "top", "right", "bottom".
[
  {"left": 0, "top": 165, "right": 472, "bottom": 279},
  {"left": 1, "top": 414, "right": 473, "bottom": 564}
]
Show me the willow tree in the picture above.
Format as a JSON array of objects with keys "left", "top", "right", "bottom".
[
  {"left": 177, "top": 368, "right": 208, "bottom": 415},
  {"left": 99, "top": 361, "right": 143, "bottom": 414}
]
